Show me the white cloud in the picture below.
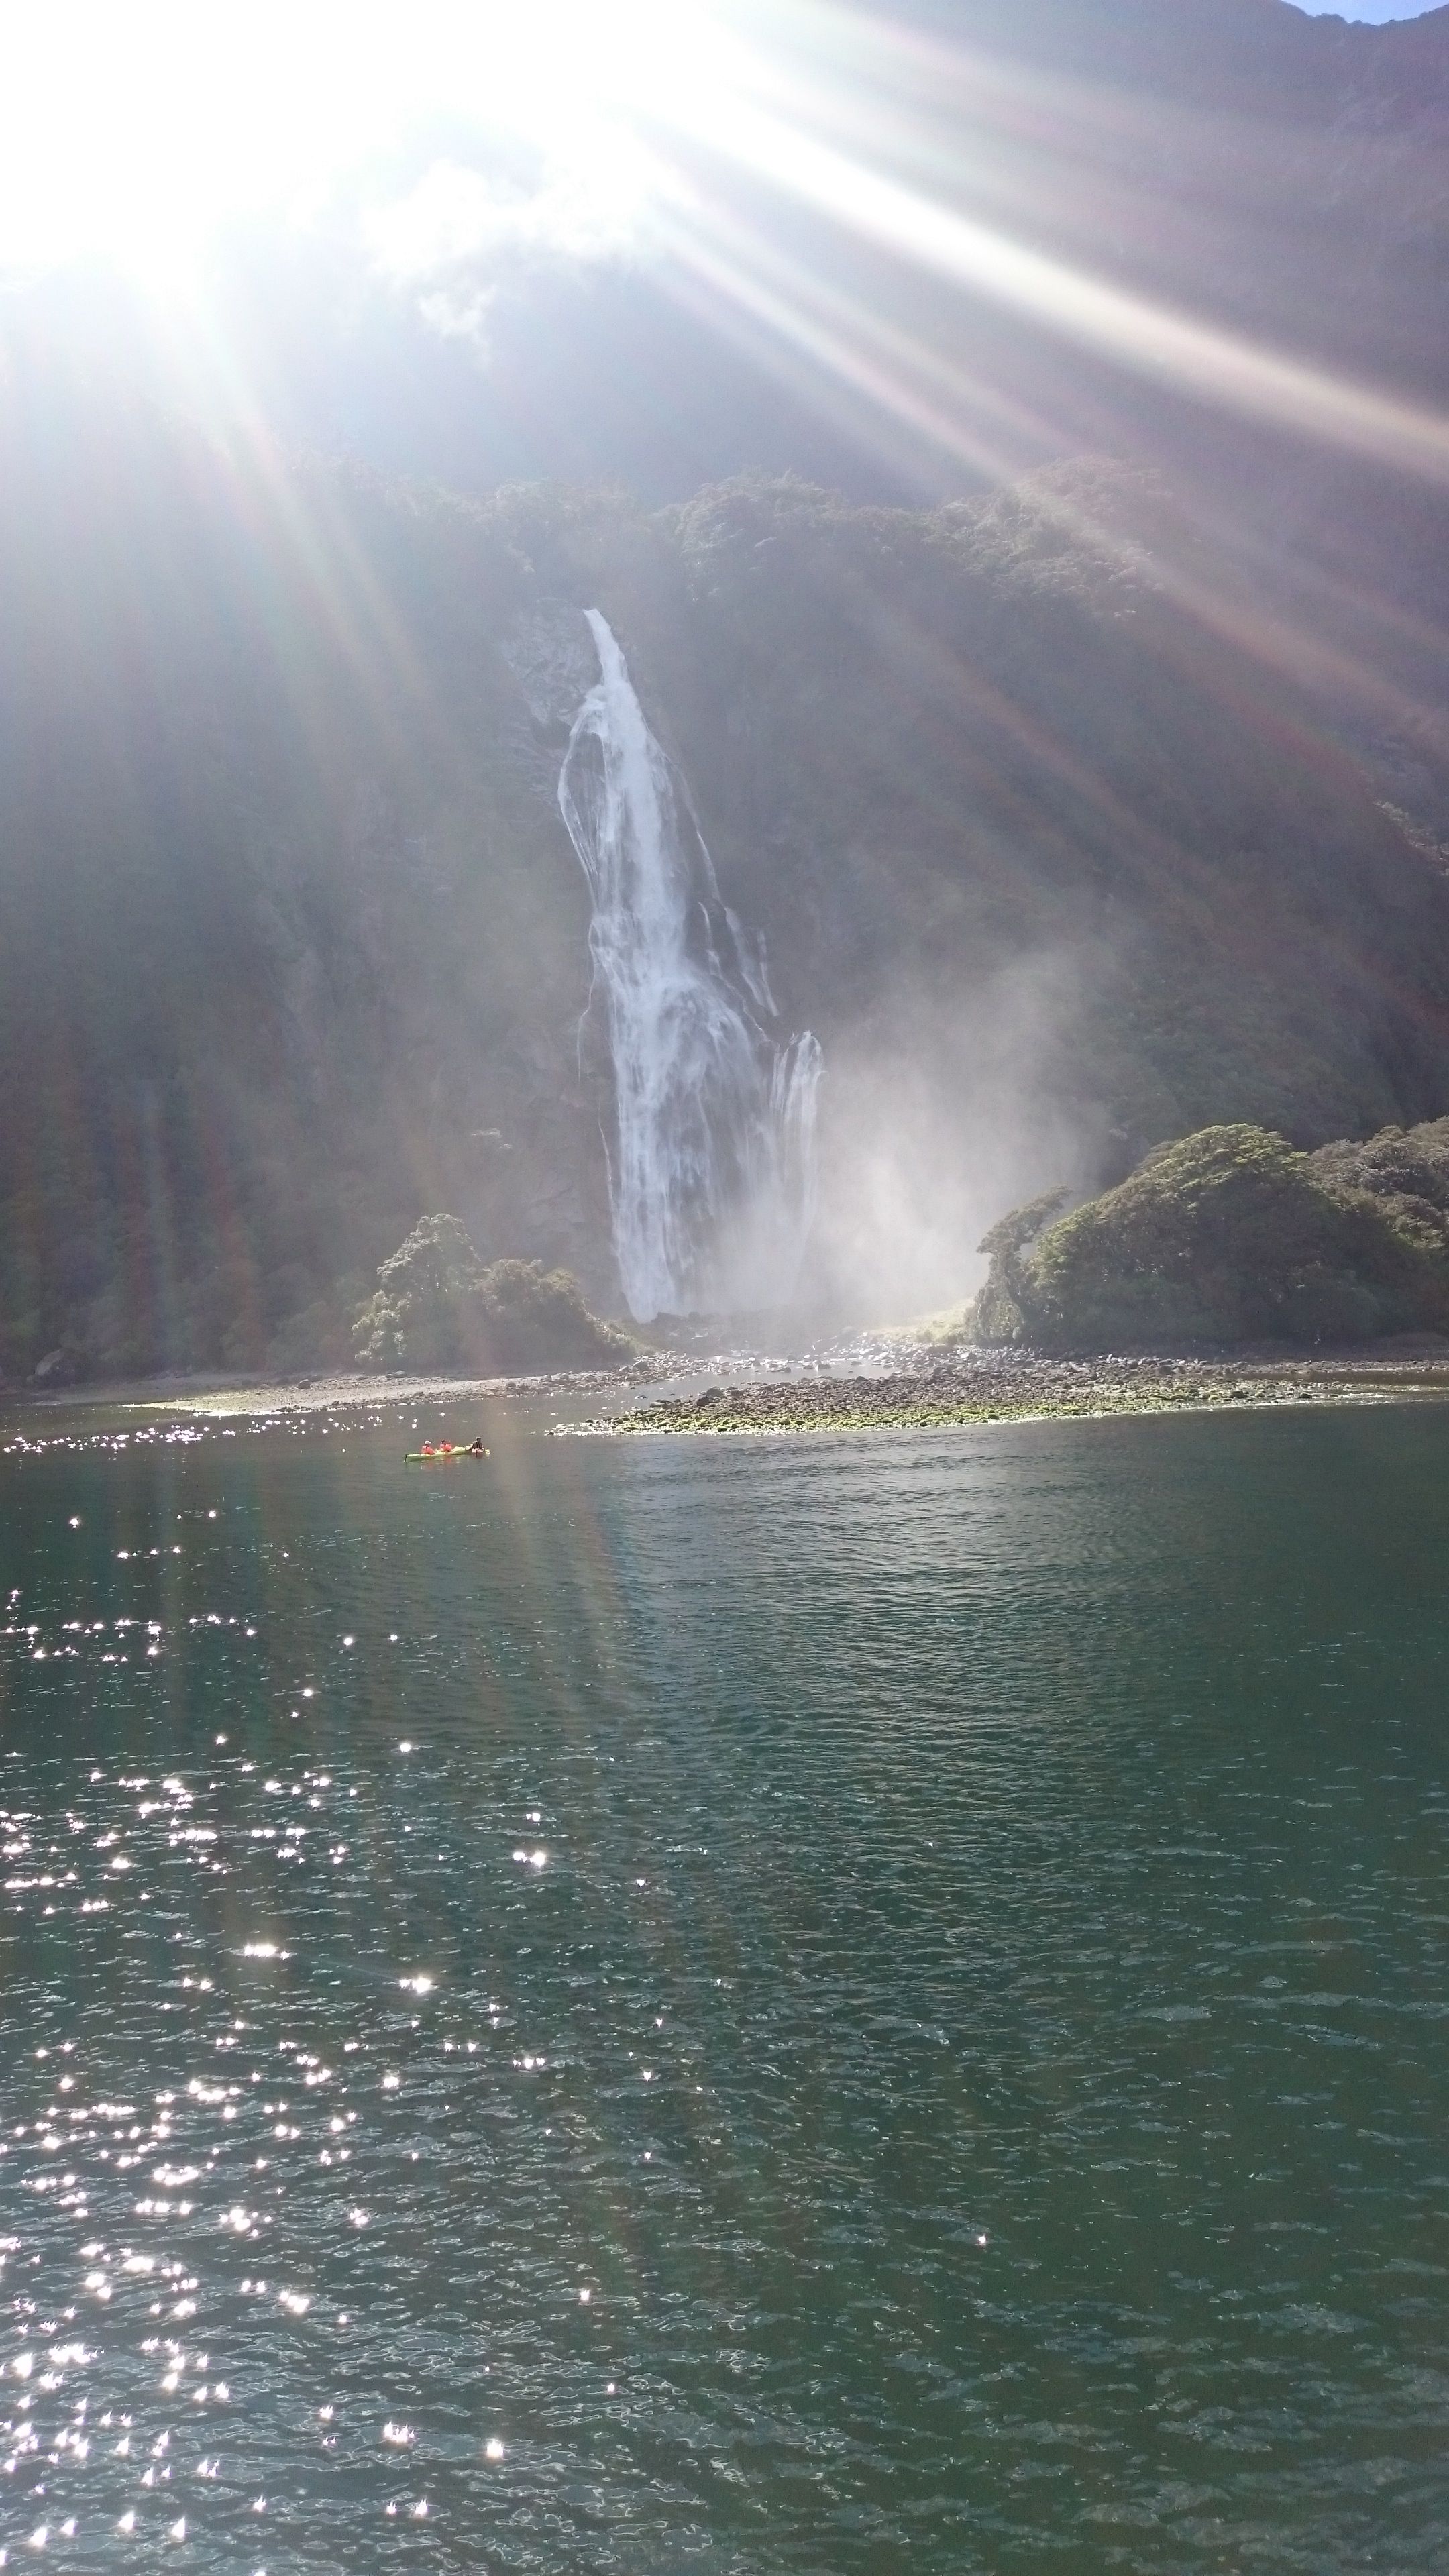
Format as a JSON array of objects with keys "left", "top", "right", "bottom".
[{"left": 367, "top": 139, "right": 660, "bottom": 290}]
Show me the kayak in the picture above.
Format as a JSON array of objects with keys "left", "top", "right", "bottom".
[{"left": 405, "top": 1446, "right": 489, "bottom": 1462}]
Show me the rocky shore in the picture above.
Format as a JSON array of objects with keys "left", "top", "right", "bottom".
[{"left": 596, "top": 1349, "right": 1449, "bottom": 1437}]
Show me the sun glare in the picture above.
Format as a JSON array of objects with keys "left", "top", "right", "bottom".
[
  {"left": 4, "top": 0, "right": 1440, "bottom": 507},
  {"left": 0, "top": 0, "right": 722, "bottom": 286}
]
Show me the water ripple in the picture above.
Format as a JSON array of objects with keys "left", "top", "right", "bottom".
[{"left": 0, "top": 1403, "right": 1447, "bottom": 2567}]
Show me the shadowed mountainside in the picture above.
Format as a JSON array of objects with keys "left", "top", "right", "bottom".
[{"left": 5, "top": 383, "right": 1449, "bottom": 1377}]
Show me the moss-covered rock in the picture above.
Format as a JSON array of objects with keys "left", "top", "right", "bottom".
[
  {"left": 352, "top": 1215, "right": 631, "bottom": 1374},
  {"left": 973, "top": 1123, "right": 1449, "bottom": 1350}
]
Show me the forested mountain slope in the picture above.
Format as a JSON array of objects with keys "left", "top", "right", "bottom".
[{"left": 3, "top": 379, "right": 1448, "bottom": 1375}]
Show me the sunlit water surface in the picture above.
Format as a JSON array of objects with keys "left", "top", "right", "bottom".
[{"left": 2, "top": 1399, "right": 1448, "bottom": 2573}]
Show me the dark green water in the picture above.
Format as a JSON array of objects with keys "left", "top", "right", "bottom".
[{"left": 3, "top": 1399, "right": 1449, "bottom": 2573}]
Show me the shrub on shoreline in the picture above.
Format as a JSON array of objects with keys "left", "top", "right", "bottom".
[
  {"left": 971, "top": 1122, "right": 1449, "bottom": 1350},
  {"left": 352, "top": 1214, "right": 632, "bottom": 1374}
]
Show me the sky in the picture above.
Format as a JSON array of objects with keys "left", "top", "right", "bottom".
[{"left": 1293, "top": 4, "right": 1440, "bottom": 16}]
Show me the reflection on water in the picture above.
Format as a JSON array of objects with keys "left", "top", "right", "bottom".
[{"left": 1, "top": 1401, "right": 1449, "bottom": 2570}]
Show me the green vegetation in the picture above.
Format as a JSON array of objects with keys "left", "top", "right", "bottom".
[
  {"left": 973, "top": 1122, "right": 1449, "bottom": 1350},
  {"left": 970, "top": 1191, "right": 1073, "bottom": 1344},
  {"left": 352, "top": 1215, "right": 631, "bottom": 1375}
]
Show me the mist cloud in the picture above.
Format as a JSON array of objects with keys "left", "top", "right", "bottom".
[{"left": 805, "top": 949, "right": 1112, "bottom": 1328}]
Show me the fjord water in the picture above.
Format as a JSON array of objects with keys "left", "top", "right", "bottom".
[{"left": 3, "top": 1404, "right": 1449, "bottom": 2573}]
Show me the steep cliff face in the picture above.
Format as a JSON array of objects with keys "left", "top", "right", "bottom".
[
  {"left": 0, "top": 415, "right": 616, "bottom": 1374},
  {"left": 4, "top": 396, "right": 1449, "bottom": 1374},
  {"left": 875, "top": 0, "right": 1449, "bottom": 396},
  {"left": 651, "top": 470, "right": 1449, "bottom": 1128}
]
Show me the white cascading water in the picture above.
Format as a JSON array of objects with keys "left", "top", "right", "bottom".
[{"left": 558, "top": 610, "right": 822, "bottom": 1320}]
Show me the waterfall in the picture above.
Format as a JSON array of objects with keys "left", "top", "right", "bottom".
[{"left": 558, "top": 610, "right": 822, "bottom": 1321}]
